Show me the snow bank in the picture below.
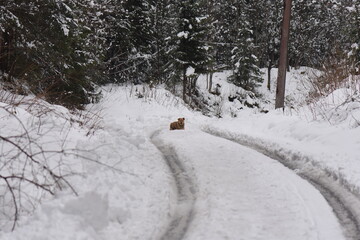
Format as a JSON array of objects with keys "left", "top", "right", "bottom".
[
  {"left": 196, "top": 71, "right": 261, "bottom": 117},
  {"left": 0, "top": 86, "right": 192, "bottom": 239},
  {"left": 301, "top": 75, "right": 360, "bottom": 128}
]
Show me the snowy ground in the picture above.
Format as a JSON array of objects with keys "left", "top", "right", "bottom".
[
  {"left": 1, "top": 69, "right": 360, "bottom": 239},
  {"left": 153, "top": 129, "right": 344, "bottom": 240}
]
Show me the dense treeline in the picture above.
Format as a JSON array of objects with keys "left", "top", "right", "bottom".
[{"left": 0, "top": 0, "right": 359, "bottom": 108}]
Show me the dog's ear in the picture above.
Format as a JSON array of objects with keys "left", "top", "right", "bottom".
[
  {"left": 178, "top": 118, "right": 181, "bottom": 121},
  {"left": 182, "top": 118, "right": 185, "bottom": 120}
]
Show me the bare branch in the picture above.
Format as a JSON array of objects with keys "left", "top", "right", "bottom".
[{"left": 3, "top": 177, "right": 18, "bottom": 231}]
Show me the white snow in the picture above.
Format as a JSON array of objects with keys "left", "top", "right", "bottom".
[
  {"left": 186, "top": 66, "right": 195, "bottom": 76},
  {"left": 177, "top": 31, "right": 189, "bottom": 39},
  {"left": 154, "top": 129, "right": 344, "bottom": 239},
  {"left": 1, "top": 68, "right": 360, "bottom": 239}
]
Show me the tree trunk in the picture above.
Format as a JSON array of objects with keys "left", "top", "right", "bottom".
[
  {"left": 208, "top": 72, "right": 213, "bottom": 93},
  {"left": 206, "top": 73, "right": 209, "bottom": 90},
  {"left": 267, "top": 63, "right": 271, "bottom": 91},
  {"left": 192, "top": 76, "right": 197, "bottom": 93},
  {"left": 275, "top": 0, "right": 292, "bottom": 109},
  {"left": 183, "top": 66, "right": 187, "bottom": 103},
  {"left": 0, "top": 30, "right": 3, "bottom": 73}
]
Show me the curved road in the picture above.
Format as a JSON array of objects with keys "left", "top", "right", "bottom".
[
  {"left": 151, "top": 128, "right": 359, "bottom": 240},
  {"left": 204, "top": 127, "right": 360, "bottom": 240}
]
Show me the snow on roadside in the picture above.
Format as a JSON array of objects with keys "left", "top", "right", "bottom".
[
  {"left": 0, "top": 98, "right": 84, "bottom": 231},
  {"left": 195, "top": 67, "right": 322, "bottom": 117},
  {"left": 0, "top": 86, "right": 191, "bottom": 240},
  {"left": 258, "top": 67, "right": 321, "bottom": 109},
  {"left": 301, "top": 79, "right": 360, "bottom": 128}
]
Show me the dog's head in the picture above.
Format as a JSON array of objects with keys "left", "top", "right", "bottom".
[{"left": 178, "top": 118, "right": 185, "bottom": 126}]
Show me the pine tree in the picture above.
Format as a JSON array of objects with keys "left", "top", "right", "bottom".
[
  {"left": 210, "top": 0, "right": 238, "bottom": 69},
  {"left": 175, "top": 0, "right": 207, "bottom": 70},
  {"left": 2, "top": 0, "right": 359, "bottom": 109},
  {"left": 105, "top": 0, "right": 154, "bottom": 84},
  {"left": 0, "top": 0, "right": 103, "bottom": 108},
  {"left": 249, "top": 1, "right": 282, "bottom": 90},
  {"left": 148, "top": 0, "right": 178, "bottom": 84},
  {"left": 104, "top": 0, "right": 130, "bottom": 83},
  {"left": 173, "top": 0, "right": 207, "bottom": 100},
  {"left": 228, "top": 1, "right": 262, "bottom": 92},
  {"left": 288, "top": 0, "right": 352, "bottom": 68},
  {"left": 198, "top": 0, "right": 217, "bottom": 92},
  {"left": 345, "top": 1, "right": 360, "bottom": 72}
]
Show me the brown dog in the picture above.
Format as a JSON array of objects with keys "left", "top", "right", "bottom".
[{"left": 170, "top": 118, "right": 185, "bottom": 130}]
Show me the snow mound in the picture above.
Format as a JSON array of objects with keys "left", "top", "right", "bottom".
[
  {"left": 195, "top": 71, "right": 263, "bottom": 117},
  {"left": 301, "top": 75, "right": 360, "bottom": 128}
]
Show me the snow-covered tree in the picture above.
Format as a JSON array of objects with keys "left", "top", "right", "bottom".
[
  {"left": 288, "top": 0, "right": 357, "bottom": 68},
  {"left": 1, "top": 0, "right": 359, "bottom": 107},
  {"left": 105, "top": 0, "right": 155, "bottom": 84},
  {"left": 173, "top": 0, "right": 208, "bottom": 100},
  {"left": 147, "top": 0, "right": 178, "bottom": 84},
  {"left": 0, "top": 0, "right": 104, "bottom": 108},
  {"left": 345, "top": 2, "right": 360, "bottom": 72},
  {"left": 228, "top": 1, "right": 262, "bottom": 92},
  {"left": 209, "top": 0, "right": 238, "bottom": 69},
  {"left": 249, "top": 1, "right": 282, "bottom": 90}
]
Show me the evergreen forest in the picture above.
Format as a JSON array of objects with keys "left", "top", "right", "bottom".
[{"left": 1, "top": 0, "right": 359, "bottom": 109}]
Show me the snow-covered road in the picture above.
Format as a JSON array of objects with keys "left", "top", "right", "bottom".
[
  {"left": 153, "top": 128, "right": 346, "bottom": 240},
  {"left": 204, "top": 126, "right": 360, "bottom": 240},
  {"left": 151, "top": 130, "right": 196, "bottom": 240},
  {"left": 3, "top": 85, "right": 360, "bottom": 240}
]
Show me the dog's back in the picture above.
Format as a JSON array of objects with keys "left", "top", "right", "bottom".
[{"left": 170, "top": 118, "right": 185, "bottom": 130}]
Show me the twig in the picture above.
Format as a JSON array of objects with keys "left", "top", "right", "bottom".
[{"left": 3, "top": 177, "right": 18, "bottom": 231}]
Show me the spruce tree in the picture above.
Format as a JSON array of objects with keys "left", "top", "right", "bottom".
[
  {"left": 174, "top": 0, "right": 207, "bottom": 100},
  {"left": 228, "top": 1, "right": 262, "bottom": 92},
  {"left": 148, "top": 0, "right": 178, "bottom": 84},
  {"left": 0, "top": 0, "right": 103, "bottom": 108},
  {"left": 211, "top": 0, "right": 238, "bottom": 69},
  {"left": 105, "top": 0, "right": 154, "bottom": 84},
  {"left": 346, "top": 1, "right": 360, "bottom": 71}
]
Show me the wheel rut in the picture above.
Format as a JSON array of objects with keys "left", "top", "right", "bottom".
[
  {"left": 203, "top": 127, "right": 360, "bottom": 240},
  {"left": 151, "top": 130, "right": 196, "bottom": 240}
]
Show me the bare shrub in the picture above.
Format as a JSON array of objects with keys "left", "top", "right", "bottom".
[
  {"left": 128, "top": 84, "right": 184, "bottom": 109},
  {"left": 306, "top": 48, "right": 358, "bottom": 100},
  {"left": 0, "top": 91, "right": 104, "bottom": 230},
  {"left": 1, "top": 86, "right": 103, "bottom": 135},
  {"left": 72, "top": 106, "right": 104, "bottom": 136},
  {"left": 0, "top": 104, "right": 81, "bottom": 231},
  {"left": 305, "top": 52, "right": 360, "bottom": 126}
]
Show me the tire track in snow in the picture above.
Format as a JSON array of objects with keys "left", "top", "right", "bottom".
[
  {"left": 203, "top": 127, "right": 360, "bottom": 240},
  {"left": 151, "top": 130, "right": 196, "bottom": 240}
]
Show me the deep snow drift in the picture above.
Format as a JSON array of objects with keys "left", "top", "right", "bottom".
[{"left": 0, "top": 68, "right": 360, "bottom": 239}]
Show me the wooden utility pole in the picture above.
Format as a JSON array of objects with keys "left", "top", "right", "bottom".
[{"left": 275, "top": 0, "right": 292, "bottom": 109}]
